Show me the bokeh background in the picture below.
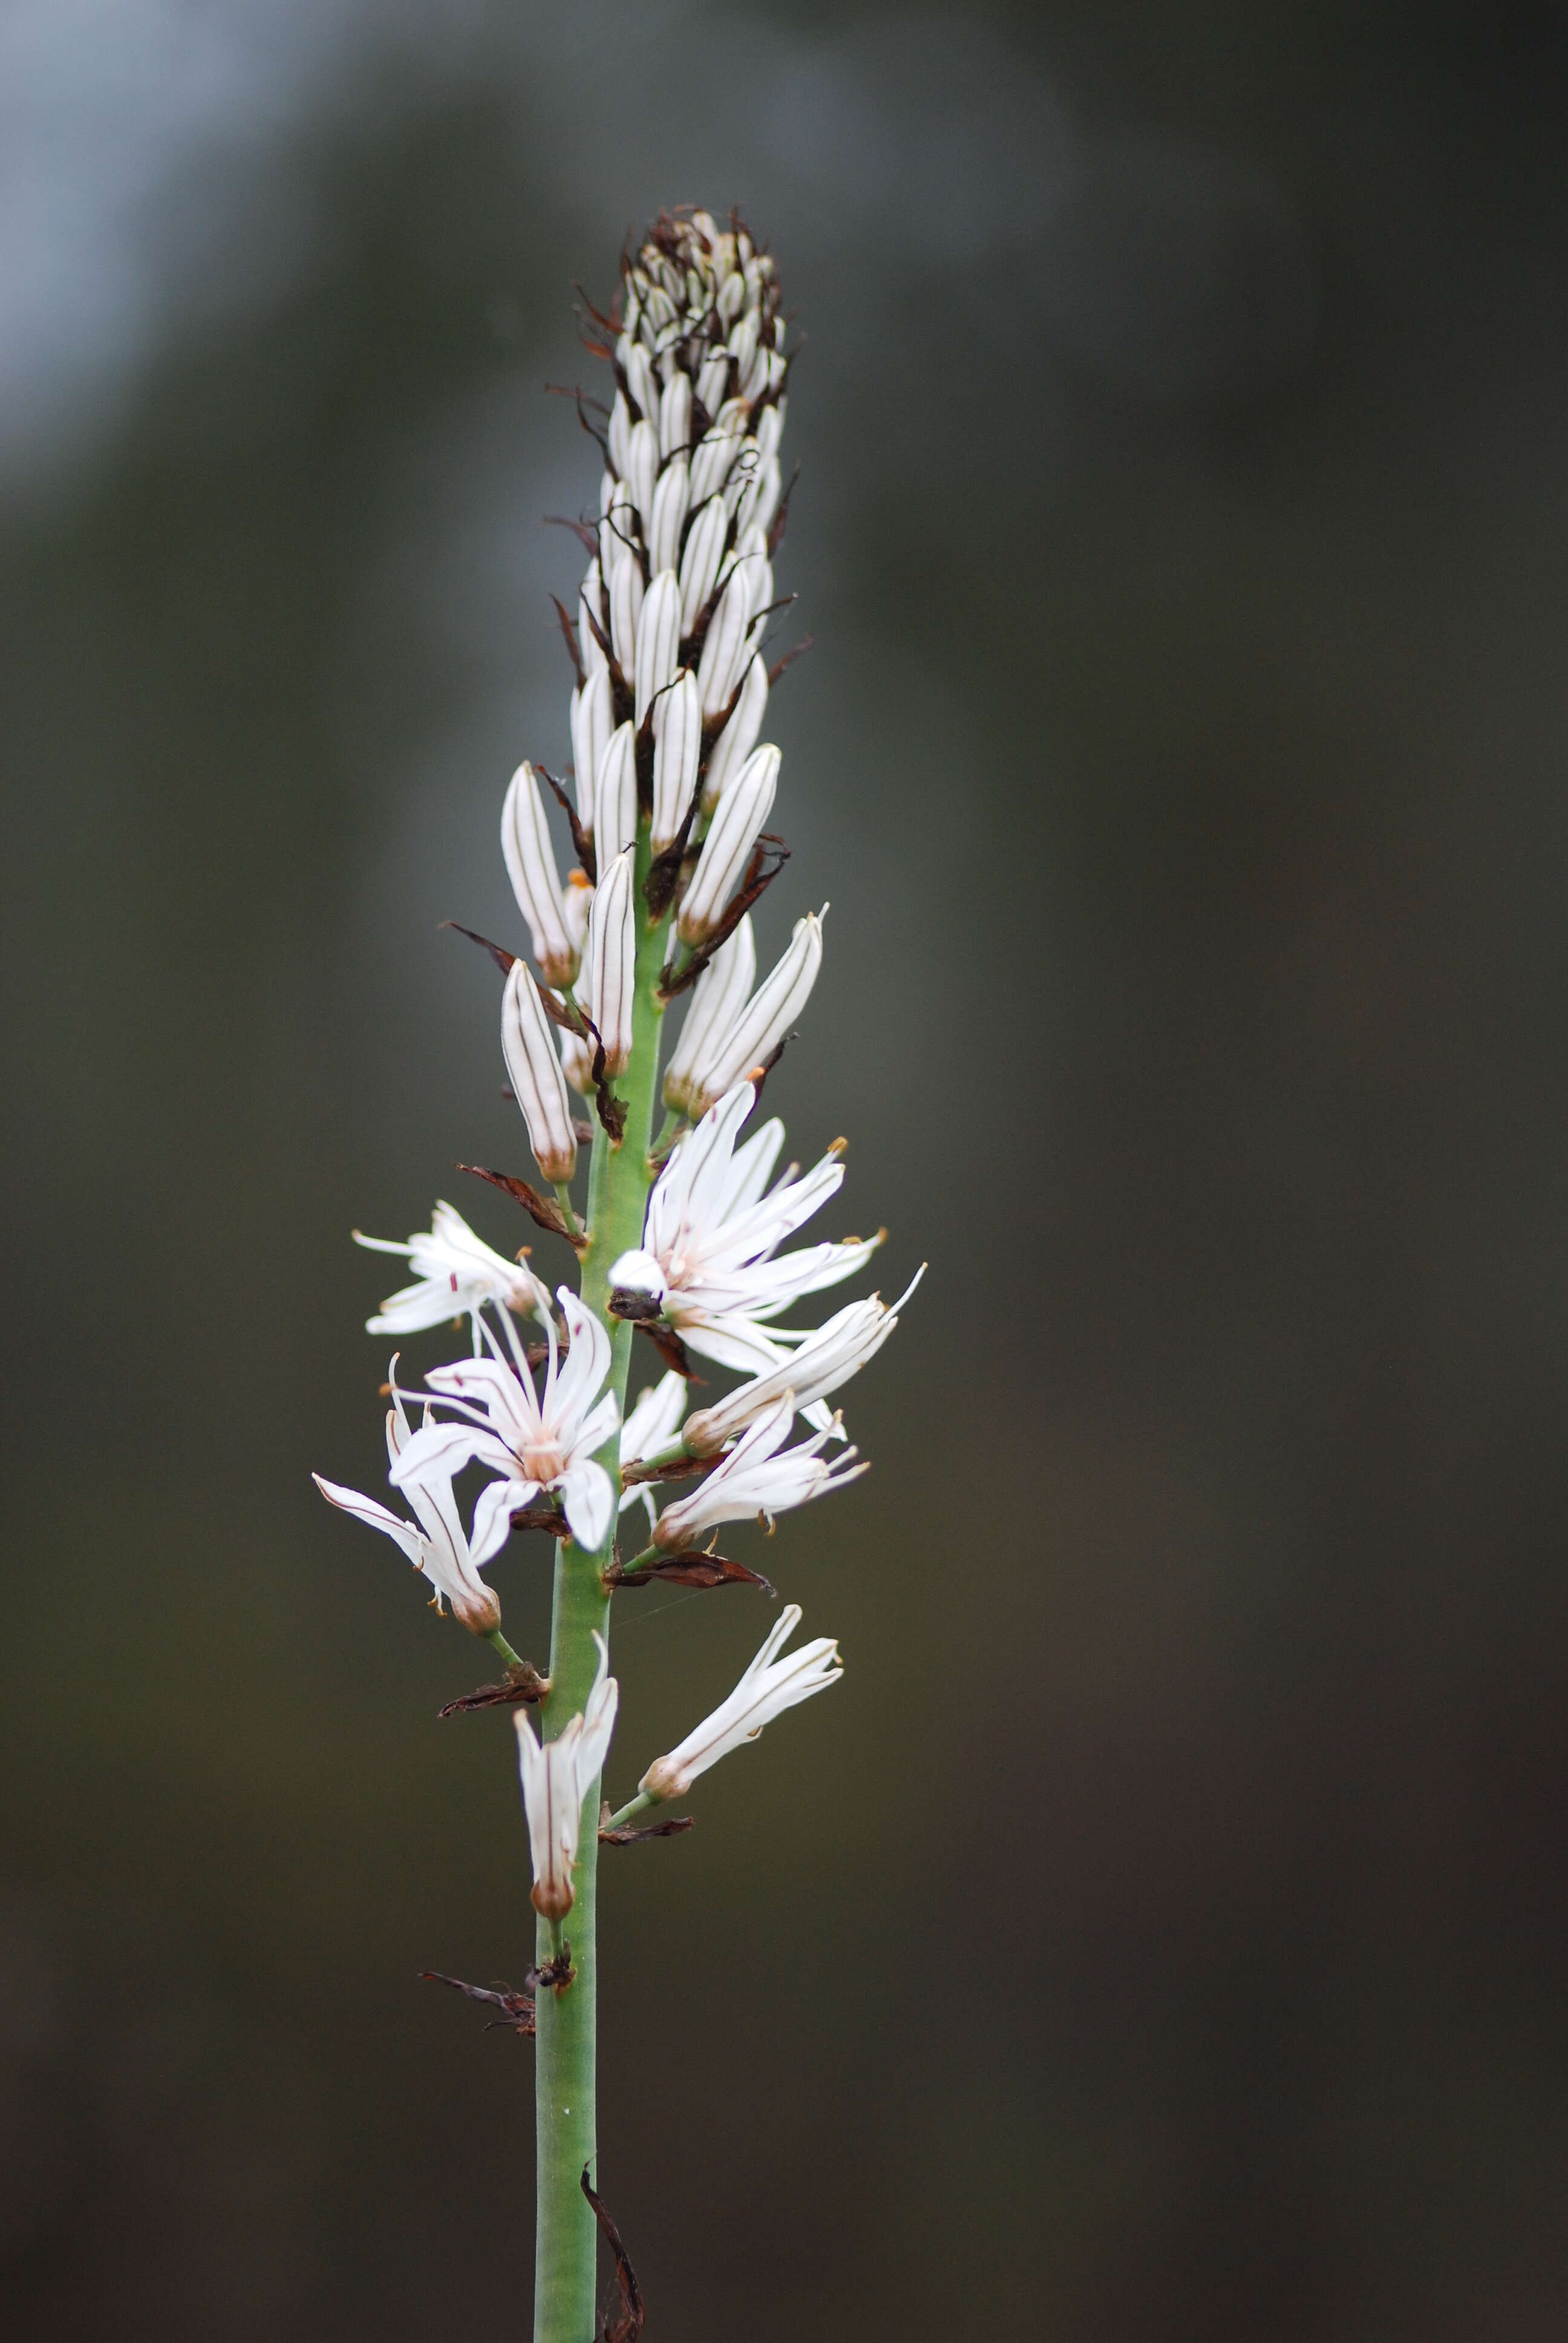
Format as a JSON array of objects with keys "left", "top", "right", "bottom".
[{"left": 5, "top": 3, "right": 1568, "bottom": 2335}]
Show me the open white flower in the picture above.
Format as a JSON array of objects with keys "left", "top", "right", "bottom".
[
  {"left": 609, "top": 1080, "right": 883, "bottom": 1379},
  {"left": 651, "top": 1393, "right": 865, "bottom": 1548},
  {"left": 682, "top": 1267, "right": 924, "bottom": 1455},
  {"left": 639, "top": 1605, "right": 841, "bottom": 1802},
  {"left": 313, "top": 1379, "right": 500, "bottom": 1634},
  {"left": 388, "top": 1287, "right": 618, "bottom": 1563},
  {"left": 516, "top": 1633, "right": 619, "bottom": 1918},
  {"left": 618, "top": 1369, "right": 688, "bottom": 1525},
  {"left": 354, "top": 1201, "right": 550, "bottom": 1352}
]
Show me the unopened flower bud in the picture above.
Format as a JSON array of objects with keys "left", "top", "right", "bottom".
[
  {"left": 701, "top": 652, "right": 767, "bottom": 811},
  {"left": 659, "top": 370, "right": 691, "bottom": 459},
  {"left": 634, "top": 569, "right": 682, "bottom": 727},
  {"left": 664, "top": 915, "right": 756, "bottom": 1115},
  {"left": 627, "top": 419, "right": 658, "bottom": 528},
  {"left": 501, "top": 762, "right": 577, "bottom": 985},
  {"left": 677, "top": 743, "right": 779, "bottom": 945},
  {"left": 696, "top": 350, "right": 729, "bottom": 416},
  {"left": 585, "top": 846, "right": 636, "bottom": 1075},
  {"left": 595, "top": 720, "right": 637, "bottom": 864},
  {"left": 571, "top": 667, "right": 613, "bottom": 836},
  {"left": 609, "top": 548, "right": 644, "bottom": 677},
  {"left": 688, "top": 397, "right": 749, "bottom": 506},
  {"left": 578, "top": 560, "right": 608, "bottom": 684},
  {"left": 652, "top": 669, "right": 701, "bottom": 851},
  {"left": 622, "top": 338, "right": 656, "bottom": 423},
  {"left": 696, "top": 566, "right": 752, "bottom": 718},
  {"left": 688, "top": 907, "right": 823, "bottom": 1116},
  {"left": 679, "top": 494, "right": 729, "bottom": 635},
  {"left": 647, "top": 457, "right": 690, "bottom": 577},
  {"left": 501, "top": 960, "right": 578, "bottom": 1182}
]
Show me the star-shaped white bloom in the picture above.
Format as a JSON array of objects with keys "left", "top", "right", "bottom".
[
  {"left": 638, "top": 1604, "right": 841, "bottom": 1803},
  {"left": 516, "top": 1632, "right": 619, "bottom": 1918},
  {"left": 607, "top": 1080, "right": 883, "bottom": 1389},
  {"left": 681, "top": 1267, "right": 925, "bottom": 1456},
  {"left": 313, "top": 1377, "right": 500, "bottom": 1634},
  {"left": 650, "top": 1392, "right": 865, "bottom": 1548},
  {"left": 354, "top": 1201, "right": 551, "bottom": 1352},
  {"left": 618, "top": 1369, "right": 688, "bottom": 1527},
  {"left": 389, "top": 1287, "right": 619, "bottom": 1564}
]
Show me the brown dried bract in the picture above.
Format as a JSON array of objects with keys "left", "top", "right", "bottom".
[
  {"left": 658, "top": 834, "right": 791, "bottom": 999},
  {"left": 419, "top": 1970, "right": 536, "bottom": 2037},
  {"left": 638, "top": 1322, "right": 704, "bottom": 1381},
  {"left": 619, "top": 1452, "right": 713, "bottom": 1488},
  {"left": 437, "top": 1660, "right": 549, "bottom": 1718},
  {"left": 457, "top": 1162, "right": 583, "bottom": 1248},
  {"left": 581, "top": 2169, "right": 646, "bottom": 2343},
  {"left": 537, "top": 764, "right": 597, "bottom": 885},
  {"left": 442, "top": 920, "right": 516, "bottom": 977},
  {"left": 549, "top": 589, "right": 586, "bottom": 685},
  {"left": 598, "top": 1812, "right": 696, "bottom": 1847},
  {"left": 508, "top": 1504, "right": 572, "bottom": 1541},
  {"left": 606, "top": 1551, "right": 774, "bottom": 1595}
]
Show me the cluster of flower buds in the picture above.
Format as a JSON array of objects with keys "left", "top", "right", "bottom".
[{"left": 315, "top": 211, "right": 920, "bottom": 1933}]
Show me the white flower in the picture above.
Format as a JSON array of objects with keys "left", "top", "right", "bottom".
[
  {"left": 608, "top": 1080, "right": 883, "bottom": 1379},
  {"left": 652, "top": 1393, "right": 864, "bottom": 1548},
  {"left": 516, "top": 1633, "right": 619, "bottom": 1918},
  {"left": 639, "top": 1604, "right": 841, "bottom": 1803},
  {"left": 389, "top": 1287, "right": 619, "bottom": 1564},
  {"left": 501, "top": 960, "right": 578, "bottom": 1184},
  {"left": 678, "top": 909, "right": 826, "bottom": 1122},
  {"left": 682, "top": 1267, "right": 924, "bottom": 1456},
  {"left": 618, "top": 1369, "right": 688, "bottom": 1525},
  {"left": 501, "top": 762, "right": 577, "bottom": 986},
  {"left": 584, "top": 845, "right": 635, "bottom": 1075},
  {"left": 314, "top": 1379, "right": 500, "bottom": 1634},
  {"left": 354, "top": 1201, "right": 550, "bottom": 1351},
  {"left": 676, "top": 744, "right": 779, "bottom": 946}
]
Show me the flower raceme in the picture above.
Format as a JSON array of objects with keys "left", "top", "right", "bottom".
[
  {"left": 313, "top": 1381, "right": 501, "bottom": 1636},
  {"left": 638, "top": 1605, "right": 842, "bottom": 1804},
  {"left": 517, "top": 1634, "right": 619, "bottom": 1919},
  {"left": 649, "top": 1394, "right": 865, "bottom": 1549},
  {"left": 315, "top": 214, "right": 920, "bottom": 2328},
  {"left": 389, "top": 1288, "right": 618, "bottom": 1564},
  {"left": 354, "top": 1201, "right": 551, "bottom": 1352}
]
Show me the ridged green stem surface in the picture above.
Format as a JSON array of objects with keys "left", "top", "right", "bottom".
[{"left": 532, "top": 828, "right": 668, "bottom": 2343}]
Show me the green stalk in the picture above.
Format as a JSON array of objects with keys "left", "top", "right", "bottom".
[{"left": 532, "top": 824, "right": 669, "bottom": 2343}]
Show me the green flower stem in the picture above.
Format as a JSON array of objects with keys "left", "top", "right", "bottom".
[
  {"left": 485, "top": 1626, "right": 528, "bottom": 1670},
  {"left": 604, "top": 1789, "right": 658, "bottom": 1831},
  {"left": 532, "top": 827, "right": 670, "bottom": 2343}
]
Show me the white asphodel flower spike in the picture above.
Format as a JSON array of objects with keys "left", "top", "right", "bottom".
[
  {"left": 609, "top": 1079, "right": 884, "bottom": 1375},
  {"left": 682, "top": 1267, "right": 925, "bottom": 1454},
  {"left": 585, "top": 845, "right": 636, "bottom": 1075},
  {"left": 651, "top": 1392, "right": 865, "bottom": 1548},
  {"left": 638, "top": 1605, "right": 841, "bottom": 1803},
  {"left": 501, "top": 762, "right": 577, "bottom": 986},
  {"left": 354, "top": 1201, "right": 550, "bottom": 1352},
  {"left": 676, "top": 743, "right": 779, "bottom": 946},
  {"left": 618, "top": 1368, "right": 688, "bottom": 1526},
  {"left": 685, "top": 908, "right": 826, "bottom": 1120},
  {"left": 389, "top": 1286, "right": 619, "bottom": 1562},
  {"left": 664, "top": 915, "right": 757, "bottom": 1117},
  {"left": 501, "top": 959, "right": 578, "bottom": 1184},
  {"left": 516, "top": 1631, "right": 619, "bottom": 1918},
  {"left": 313, "top": 1374, "right": 500, "bottom": 1634}
]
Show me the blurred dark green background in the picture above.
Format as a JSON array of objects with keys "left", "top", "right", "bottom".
[{"left": 5, "top": 3, "right": 1568, "bottom": 2335}]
